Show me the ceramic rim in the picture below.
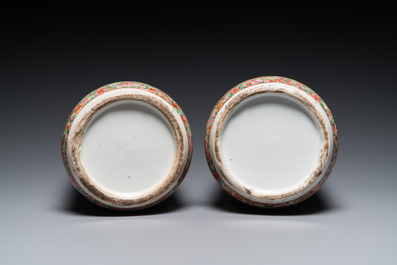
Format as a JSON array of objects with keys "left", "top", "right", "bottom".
[
  {"left": 62, "top": 82, "right": 193, "bottom": 210},
  {"left": 205, "top": 76, "right": 339, "bottom": 208}
]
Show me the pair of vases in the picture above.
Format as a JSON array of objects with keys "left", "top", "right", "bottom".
[{"left": 62, "top": 76, "right": 339, "bottom": 211}]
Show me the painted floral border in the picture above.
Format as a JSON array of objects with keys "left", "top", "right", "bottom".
[
  {"left": 204, "top": 76, "right": 339, "bottom": 208},
  {"left": 61, "top": 82, "right": 193, "bottom": 211}
]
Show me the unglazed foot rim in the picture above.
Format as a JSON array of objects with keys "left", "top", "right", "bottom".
[
  {"left": 62, "top": 82, "right": 192, "bottom": 210},
  {"left": 205, "top": 76, "right": 339, "bottom": 208}
]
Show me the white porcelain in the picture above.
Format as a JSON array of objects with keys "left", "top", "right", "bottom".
[
  {"left": 62, "top": 82, "right": 192, "bottom": 210},
  {"left": 205, "top": 76, "right": 339, "bottom": 208}
]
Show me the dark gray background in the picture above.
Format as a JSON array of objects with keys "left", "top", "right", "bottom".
[{"left": 1, "top": 6, "right": 396, "bottom": 264}]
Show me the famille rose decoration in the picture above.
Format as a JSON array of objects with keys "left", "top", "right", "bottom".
[
  {"left": 205, "top": 76, "right": 339, "bottom": 208},
  {"left": 61, "top": 82, "right": 192, "bottom": 210}
]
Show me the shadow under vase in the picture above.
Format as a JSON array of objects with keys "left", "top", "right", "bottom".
[
  {"left": 211, "top": 184, "right": 339, "bottom": 216},
  {"left": 60, "top": 177, "right": 184, "bottom": 217}
]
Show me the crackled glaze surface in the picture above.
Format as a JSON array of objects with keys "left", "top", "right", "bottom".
[
  {"left": 62, "top": 82, "right": 193, "bottom": 210},
  {"left": 205, "top": 76, "right": 338, "bottom": 208}
]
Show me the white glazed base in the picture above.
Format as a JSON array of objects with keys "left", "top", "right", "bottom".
[
  {"left": 66, "top": 88, "right": 188, "bottom": 209},
  {"left": 221, "top": 93, "right": 324, "bottom": 193},
  {"left": 80, "top": 100, "right": 176, "bottom": 198},
  {"left": 210, "top": 82, "right": 333, "bottom": 204}
]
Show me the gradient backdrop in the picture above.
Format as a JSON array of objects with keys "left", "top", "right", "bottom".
[{"left": 1, "top": 7, "right": 396, "bottom": 264}]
